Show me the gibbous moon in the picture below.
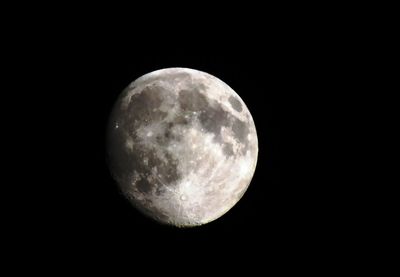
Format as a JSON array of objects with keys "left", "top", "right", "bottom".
[{"left": 107, "top": 68, "right": 258, "bottom": 227}]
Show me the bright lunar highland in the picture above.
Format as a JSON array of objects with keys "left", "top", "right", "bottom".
[{"left": 107, "top": 68, "right": 258, "bottom": 227}]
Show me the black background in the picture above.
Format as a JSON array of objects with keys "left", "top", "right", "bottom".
[{"left": 6, "top": 7, "right": 357, "bottom": 272}]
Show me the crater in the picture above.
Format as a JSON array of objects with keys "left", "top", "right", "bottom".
[{"left": 228, "top": 96, "right": 243, "bottom": 112}]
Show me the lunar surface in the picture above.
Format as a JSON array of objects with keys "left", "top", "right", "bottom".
[{"left": 107, "top": 68, "right": 258, "bottom": 227}]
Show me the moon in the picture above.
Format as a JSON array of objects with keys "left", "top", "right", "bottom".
[{"left": 107, "top": 68, "right": 258, "bottom": 227}]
